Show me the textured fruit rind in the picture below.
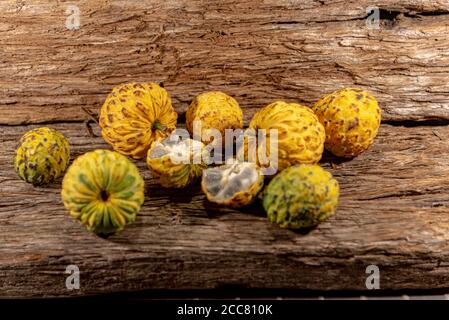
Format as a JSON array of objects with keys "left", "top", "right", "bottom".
[
  {"left": 225, "top": 176, "right": 263, "bottom": 208},
  {"left": 239, "top": 101, "right": 325, "bottom": 171},
  {"left": 263, "top": 164, "right": 339, "bottom": 229},
  {"left": 186, "top": 91, "right": 243, "bottom": 145},
  {"left": 14, "top": 127, "right": 70, "bottom": 186},
  {"left": 147, "top": 139, "right": 208, "bottom": 188},
  {"left": 201, "top": 161, "right": 264, "bottom": 208},
  {"left": 99, "top": 82, "right": 178, "bottom": 159},
  {"left": 312, "top": 88, "right": 381, "bottom": 158},
  {"left": 61, "top": 149, "right": 144, "bottom": 235}
]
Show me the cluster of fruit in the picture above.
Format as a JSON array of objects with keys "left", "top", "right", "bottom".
[{"left": 14, "top": 83, "right": 381, "bottom": 235}]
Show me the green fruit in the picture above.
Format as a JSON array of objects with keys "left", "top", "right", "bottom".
[
  {"left": 263, "top": 164, "right": 339, "bottom": 229},
  {"left": 14, "top": 127, "right": 70, "bottom": 186},
  {"left": 61, "top": 149, "right": 144, "bottom": 235}
]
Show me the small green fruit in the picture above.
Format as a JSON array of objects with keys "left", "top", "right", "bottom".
[
  {"left": 14, "top": 127, "right": 70, "bottom": 186},
  {"left": 61, "top": 149, "right": 144, "bottom": 235},
  {"left": 263, "top": 164, "right": 339, "bottom": 229}
]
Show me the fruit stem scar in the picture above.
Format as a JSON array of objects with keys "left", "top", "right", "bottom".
[
  {"left": 100, "top": 190, "right": 109, "bottom": 202},
  {"left": 152, "top": 121, "right": 167, "bottom": 131}
]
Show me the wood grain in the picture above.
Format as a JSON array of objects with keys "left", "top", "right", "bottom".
[
  {"left": 1, "top": 0, "right": 449, "bottom": 125},
  {"left": 1, "top": 122, "right": 449, "bottom": 297},
  {"left": 2, "top": 0, "right": 449, "bottom": 297}
]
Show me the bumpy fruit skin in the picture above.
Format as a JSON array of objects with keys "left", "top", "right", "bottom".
[
  {"left": 263, "top": 164, "right": 339, "bottom": 229},
  {"left": 312, "top": 88, "right": 381, "bottom": 158},
  {"left": 201, "top": 161, "right": 264, "bottom": 208},
  {"left": 61, "top": 149, "right": 144, "bottom": 235},
  {"left": 186, "top": 91, "right": 243, "bottom": 145},
  {"left": 147, "top": 137, "right": 208, "bottom": 188},
  {"left": 239, "top": 101, "right": 325, "bottom": 172},
  {"left": 14, "top": 127, "right": 70, "bottom": 186},
  {"left": 99, "top": 82, "right": 178, "bottom": 159}
]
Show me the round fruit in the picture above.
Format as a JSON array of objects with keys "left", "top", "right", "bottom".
[
  {"left": 61, "top": 149, "right": 144, "bottom": 235},
  {"left": 147, "top": 135, "right": 208, "bottom": 188},
  {"left": 99, "top": 82, "right": 178, "bottom": 159},
  {"left": 238, "top": 101, "right": 325, "bottom": 172},
  {"left": 312, "top": 88, "right": 381, "bottom": 158},
  {"left": 201, "top": 160, "right": 263, "bottom": 208},
  {"left": 14, "top": 127, "right": 70, "bottom": 186},
  {"left": 186, "top": 91, "right": 243, "bottom": 145},
  {"left": 263, "top": 164, "right": 339, "bottom": 229}
]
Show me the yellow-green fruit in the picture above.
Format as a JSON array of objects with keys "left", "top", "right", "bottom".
[
  {"left": 14, "top": 127, "right": 70, "bottom": 186},
  {"left": 61, "top": 149, "right": 144, "bottom": 235},
  {"left": 147, "top": 136, "right": 208, "bottom": 188},
  {"left": 99, "top": 82, "right": 178, "bottom": 159},
  {"left": 312, "top": 88, "right": 381, "bottom": 158},
  {"left": 263, "top": 164, "right": 339, "bottom": 229},
  {"left": 238, "top": 101, "right": 325, "bottom": 172},
  {"left": 202, "top": 160, "right": 264, "bottom": 208},
  {"left": 186, "top": 91, "right": 243, "bottom": 145}
]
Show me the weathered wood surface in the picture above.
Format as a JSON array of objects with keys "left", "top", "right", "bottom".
[
  {"left": 1, "top": 0, "right": 449, "bottom": 124},
  {"left": 1, "top": 0, "right": 449, "bottom": 297},
  {"left": 2, "top": 123, "right": 449, "bottom": 297}
]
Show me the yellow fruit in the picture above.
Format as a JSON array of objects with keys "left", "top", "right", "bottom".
[
  {"left": 263, "top": 164, "right": 339, "bottom": 229},
  {"left": 61, "top": 149, "right": 144, "bottom": 235},
  {"left": 312, "top": 88, "right": 381, "bottom": 158},
  {"left": 186, "top": 91, "right": 243, "bottom": 145},
  {"left": 201, "top": 160, "right": 264, "bottom": 208},
  {"left": 147, "top": 136, "right": 208, "bottom": 188},
  {"left": 238, "top": 101, "right": 325, "bottom": 172},
  {"left": 99, "top": 82, "right": 178, "bottom": 159},
  {"left": 14, "top": 127, "right": 70, "bottom": 185}
]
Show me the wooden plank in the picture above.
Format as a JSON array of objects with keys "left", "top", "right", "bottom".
[
  {"left": 1, "top": 0, "right": 449, "bottom": 124},
  {"left": 1, "top": 122, "right": 449, "bottom": 297}
]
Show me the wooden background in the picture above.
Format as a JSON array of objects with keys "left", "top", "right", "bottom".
[{"left": 1, "top": 0, "right": 449, "bottom": 298}]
